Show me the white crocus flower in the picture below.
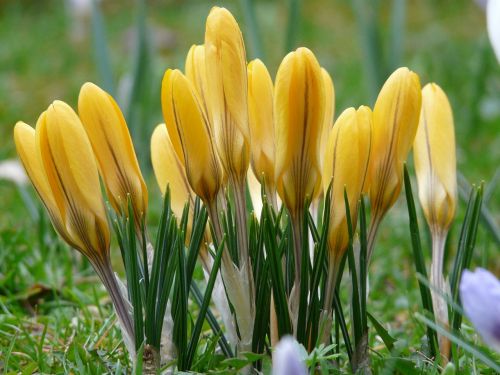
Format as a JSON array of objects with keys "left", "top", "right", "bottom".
[
  {"left": 460, "top": 268, "right": 500, "bottom": 352},
  {"left": 487, "top": 0, "right": 500, "bottom": 62}
]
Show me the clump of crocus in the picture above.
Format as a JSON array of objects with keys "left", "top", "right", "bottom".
[
  {"left": 367, "top": 67, "right": 422, "bottom": 262},
  {"left": 14, "top": 102, "right": 134, "bottom": 349},
  {"left": 413, "top": 82, "right": 457, "bottom": 359}
]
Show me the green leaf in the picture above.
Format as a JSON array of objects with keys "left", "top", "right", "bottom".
[
  {"left": 367, "top": 312, "right": 396, "bottom": 351},
  {"left": 186, "top": 236, "right": 226, "bottom": 368},
  {"left": 403, "top": 165, "right": 438, "bottom": 358}
]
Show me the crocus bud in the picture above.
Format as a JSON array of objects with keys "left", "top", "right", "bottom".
[
  {"left": 162, "top": 69, "right": 222, "bottom": 205},
  {"left": 205, "top": 6, "right": 250, "bottom": 184},
  {"left": 14, "top": 118, "right": 73, "bottom": 246},
  {"left": 161, "top": 69, "right": 186, "bottom": 165},
  {"left": 320, "top": 68, "right": 335, "bottom": 170},
  {"left": 460, "top": 268, "right": 500, "bottom": 352},
  {"left": 37, "top": 101, "right": 109, "bottom": 265},
  {"left": 78, "top": 82, "right": 148, "bottom": 220},
  {"left": 185, "top": 44, "right": 211, "bottom": 120},
  {"left": 273, "top": 336, "right": 308, "bottom": 375},
  {"left": 369, "top": 67, "right": 422, "bottom": 217},
  {"left": 323, "top": 106, "right": 372, "bottom": 264},
  {"left": 274, "top": 47, "right": 325, "bottom": 217},
  {"left": 151, "top": 124, "right": 192, "bottom": 219},
  {"left": 247, "top": 58, "right": 275, "bottom": 191},
  {"left": 414, "top": 83, "right": 456, "bottom": 235}
]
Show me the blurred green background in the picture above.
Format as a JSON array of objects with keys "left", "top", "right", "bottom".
[{"left": 0, "top": 0, "right": 498, "bottom": 371}]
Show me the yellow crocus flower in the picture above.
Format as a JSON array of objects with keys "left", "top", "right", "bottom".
[
  {"left": 161, "top": 69, "right": 186, "bottom": 165},
  {"left": 185, "top": 44, "right": 211, "bottom": 121},
  {"left": 14, "top": 117, "right": 74, "bottom": 247},
  {"left": 323, "top": 106, "right": 372, "bottom": 266},
  {"left": 162, "top": 69, "right": 222, "bottom": 205},
  {"left": 274, "top": 47, "right": 325, "bottom": 218},
  {"left": 205, "top": 6, "right": 250, "bottom": 184},
  {"left": 247, "top": 58, "right": 275, "bottom": 193},
  {"left": 39, "top": 101, "right": 110, "bottom": 265},
  {"left": 151, "top": 123, "right": 193, "bottom": 220},
  {"left": 78, "top": 82, "right": 148, "bottom": 221},
  {"left": 320, "top": 68, "right": 335, "bottom": 171},
  {"left": 414, "top": 83, "right": 456, "bottom": 360},
  {"left": 367, "top": 67, "right": 421, "bottom": 259},
  {"left": 414, "top": 83, "right": 456, "bottom": 234}
]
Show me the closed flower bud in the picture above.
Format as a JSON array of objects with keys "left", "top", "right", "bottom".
[
  {"left": 162, "top": 69, "right": 222, "bottom": 204},
  {"left": 247, "top": 58, "right": 275, "bottom": 191},
  {"left": 78, "top": 82, "right": 148, "bottom": 220},
  {"left": 185, "top": 44, "right": 211, "bottom": 121},
  {"left": 273, "top": 336, "right": 307, "bottom": 375},
  {"left": 205, "top": 6, "right": 250, "bottom": 184},
  {"left": 414, "top": 83, "right": 456, "bottom": 234},
  {"left": 369, "top": 67, "right": 422, "bottom": 217},
  {"left": 274, "top": 47, "right": 325, "bottom": 217},
  {"left": 14, "top": 117, "right": 74, "bottom": 246},
  {"left": 323, "top": 106, "right": 372, "bottom": 263},
  {"left": 151, "top": 123, "right": 192, "bottom": 219},
  {"left": 38, "top": 101, "right": 109, "bottom": 265},
  {"left": 320, "top": 68, "right": 335, "bottom": 171}
]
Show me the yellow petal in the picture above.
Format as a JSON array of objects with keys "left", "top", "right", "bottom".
[
  {"left": 369, "top": 67, "right": 422, "bottom": 216},
  {"left": 205, "top": 6, "right": 250, "bottom": 183},
  {"left": 247, "top": 58, "right": 275, "bottom": 190},
  {"left": 14, "top": 119, "right": 73, "bottom": 244},
  {"left": 151, "top": 123, "right": 193, "bottom": 219},
  {"left": 168, "top": 69, "right": 222, "bottom": 204},
  {"left": 161, "top": 69, "right": 186, "bottom": 166},
  {"left": 39, "top": 101, "right": 110, "bottom": 264},
  {"left": 78, "top": 82, "right": 148, "bottom": 219},
  {"left": 185, "top": 44, "right": 211, "bottom": 123},
  {"left": 320, "top": 68, "right": 335, "bottom": 170},
  {"left": 414, "top": 83, "right": 456, "bottom": 232},
  {"left": 274, "top": 47, "right": 325, "bottom": 217},
  {"left": 323, "top": 107, "right": 370, "bottom": 262},
  {"left": 356, "top": 106, "right": 373, "bottom": 194}
]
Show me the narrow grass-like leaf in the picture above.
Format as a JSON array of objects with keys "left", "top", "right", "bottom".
[
  {"left": 359, "top": 196, "right": 368, "bottom": 331},
  {"left": 403, "top": 165, "right": 438, "bottom": 358},
  {"left": 263, "top": 201, "right": 292, "bottom": 336},
  {"left": 190, "top": 282, "right": 233, "bottom": 358},
  {"left": 186, "top": 235, "right": 226, "bottom": 368},
  {"left": 367, "top": 312, "right": 396, "bottom": 351},
  {"left": 297, "top": 204, "right": 310, "bottom": 344},
  {"left": 344, "top": 188, "right": 362, "bottom": 346},
  {"left": 451, "top": 184, "right": 483, "bottom": 331},
  {"left": 333, "top": 290, "right": 352, "bottom": 362}
]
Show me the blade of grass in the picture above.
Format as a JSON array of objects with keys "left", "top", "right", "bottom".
[
  {"left": 403, "top": 165, "right": 438, "bottom": 358},
  {"left": 186, "top": 236, "right": 226, "bottom": 368}
]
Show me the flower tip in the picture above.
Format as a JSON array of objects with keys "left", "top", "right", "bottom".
[{"left": 273, "top": 336, "right": 307, "bottom": 375}]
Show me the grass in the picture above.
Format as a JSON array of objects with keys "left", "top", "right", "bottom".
[{"left": 0, "top": 0, "right": 499, "bottom": 373}]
